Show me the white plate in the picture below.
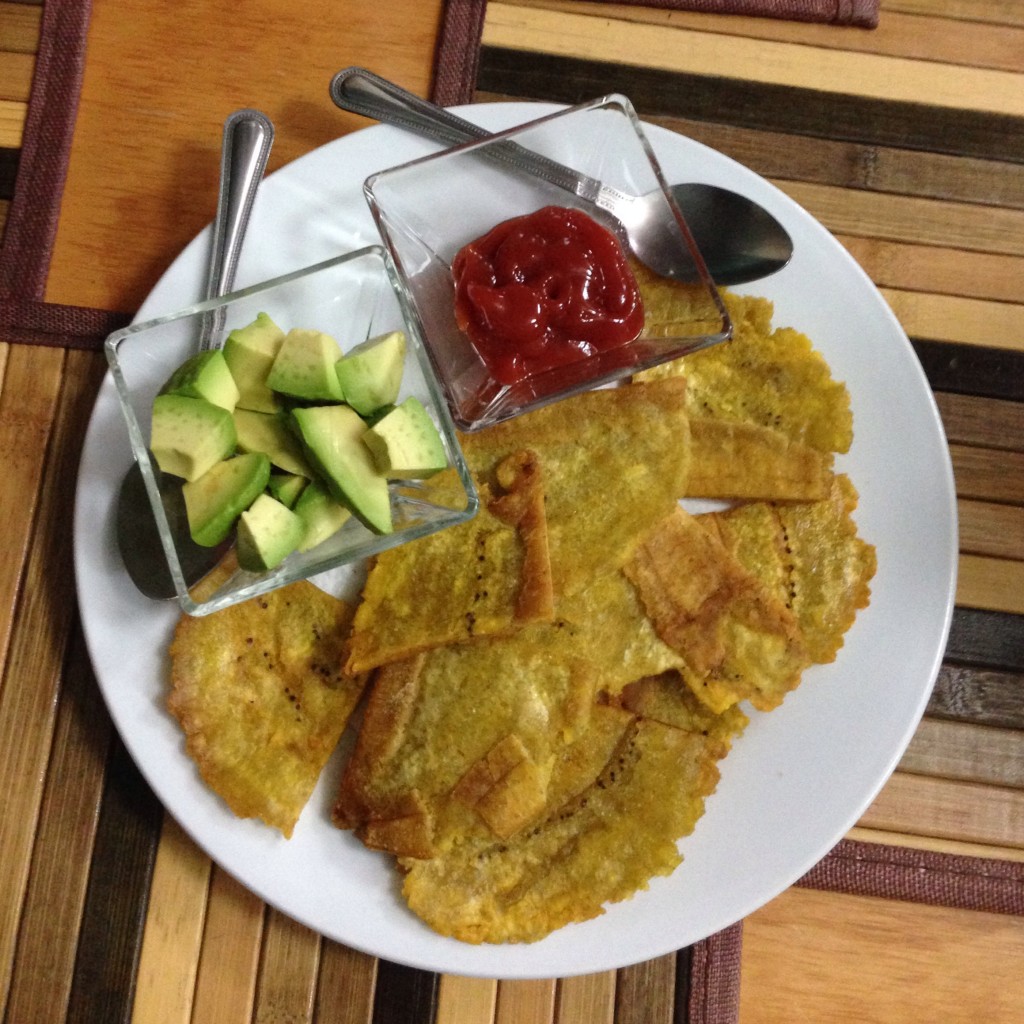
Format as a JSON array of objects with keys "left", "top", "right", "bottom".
[{"left": 74, "top": 102, "right": 958, "bottom": 979}]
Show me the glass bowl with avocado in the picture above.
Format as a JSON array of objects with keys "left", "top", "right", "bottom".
[{"left": 106, "top": 245, "right": 478, "bottom": 616}]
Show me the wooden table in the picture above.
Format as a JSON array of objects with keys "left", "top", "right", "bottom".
[{"left": 2, "top": 1, "right": 1023, "bottom": 1022}]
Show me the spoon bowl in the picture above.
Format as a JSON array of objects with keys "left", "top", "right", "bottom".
[
  {"left": 330, "top": 67, "right": 792, "bottom": 286},
  {"left": 115, "top": 108, "right": 274, "bottom": 600}
]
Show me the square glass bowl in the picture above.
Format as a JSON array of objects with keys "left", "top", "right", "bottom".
[
  {"left": 106, "top": 245, "right": 478, "bottom": 616},
  {"left": 364, "top": 94, "right": 731, "bottom": 432}
]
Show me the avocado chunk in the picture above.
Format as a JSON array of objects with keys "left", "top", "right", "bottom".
[
  {"left": 159, "top": 349, "right": 240, "bottom": 411},
  {"left": 362, "top": 397, "right": 447, "bottom": 479},
  {"left": 293, "top": 478, "right": 352, "bottom": 552},
  {"left": 233, "top": 407, "right": 314, "bottom": 477},
  {"left": 236, "top": 493, "right": 304, "bottom": 571},
  {"left": 182, "top": 452, "right": 271, "bottom": 547},
  {"left": 223, "top": 312, "right": 285, "bottom": 413},
  {"left": 266, "top": 328, "right": 346, "bottom": 402},
  {"left": 335, "top": 329, "right": 406, "bottom": 416},
  {"left": 291, "top": 404, "right": 392, "bottom": 534},
  {"left": 150, "top": 394, "right": 237, "bottom": 482},
  {"left": 268, "top": 472, "right": 307, "bottom": 509}
]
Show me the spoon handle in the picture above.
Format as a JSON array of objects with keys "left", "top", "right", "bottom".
[
  {"left": 198, "top": 108, "right": 275, "bottom": 349},
  {"left": 329, "top": 67, "right": 603, "bottom": 203}
]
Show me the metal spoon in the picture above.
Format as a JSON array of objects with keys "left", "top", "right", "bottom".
[
  {"left": 329, "top": 67, "right": 792, "bottom": 286},
  {"left": 116, "top": 108, "right": 274, "bottom": 600}
]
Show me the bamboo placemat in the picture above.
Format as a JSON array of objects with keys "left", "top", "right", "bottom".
[{"left": 3, "top": 1, "right": 1024, "bottom": 1023}]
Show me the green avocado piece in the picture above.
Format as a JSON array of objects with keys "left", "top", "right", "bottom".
[
  {"left": 150, "top": 394, "right": 237, "bottom": 482},
  {"left": 233, "top": 407, "right": 314, "bottom": 477},
  {"left": 293, "top": 478, "right": 352, "bottom": 552},
  {"left": 268, "top": 472, "right": 307, "bottom": 509},
  {"left": 223, "top": 312, "right": 285, "bottom": 413},
  {"left": 291, "top": 404, "right": 392, "bottom": 534},
  {"left": 362, "top": 397, "right": 447, "bottom": 480},
  {"left": 236, "top": 493, "right": 304, "bottom": 571},
  {"left": 159, "top": 349, "right": 240, "bottom": 411},
  {"left": 266, "top": 328, "right": 345, "bottom": 402},
  {"left": 182, "top": 452, "right": 271, "bottom": 547},
  {"left": 335, "top": 329, "right": 406, "bottom": 416}
]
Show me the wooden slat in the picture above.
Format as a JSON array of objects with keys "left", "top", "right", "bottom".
[
  {"left": 740, "top": 887, "right": 1024, "bottom": 1024},
  {"left": 899, "top": 717, "right": 1024, "bottom": 789},
  {"left": 556, "top": 972, "right": 615, "bottom": 1024},
  {"left": 779, "top": 180, "right": 1024, "bottom": 259},
  {"left": 957, "top": 500, "right": 1024, "bottom": 561},
  {"left": 190, "top": 867, "right": 264, "bottom": 1024},
  {"left": 928, "top": 663, "right": 1024, "bottom": 730},
  {"left": 372, "top": 961, "right": 439, "bottom": 1024},
  {"left": 0, "top": 343, "right": 73, "bottom": 1009},
  {"left": 437, "top": 975, "right": 497, "bottom": 1024},
  {"left": 0, "top": 49, "right": 32, "bottom": 102},
  {"left": 314, "top": 941, "right": 377, "bottom": 1024},
  {"left": 495, "top": 979, "right": 557, "bottom": 1024},
  {"left": 130, "top": 816, "right": 212, "bottom": 1024},
  {"left": 483, "top": 3, "right": 1024, "bottom": 116},
  {"left": 945, "top": 608, "right": 1024, "bottom": 672},
  {"left": 2, "top": 627, "right": 109, "bottom": 1024},
  {"left": 937, "top": 393, "right": 1024, "bottom": 451},
  {"left": 650, "top": 114, "right": 1024, "bottom": 208},
  {"left": 957, "top": 554, "right": 1024, "bottom": 616},
  {"left": 65, "top": 737, "right": 162, "bottom": 1024},
  {"left": 886, "top": 0, "right": 1024, "bottom": 28},
  {"left": 838, "top": 235, "right": 1024, "bottom": 303},
  {"left": 0, "top": 343, "right": 62, "bottom": 670},
  {"left": 252, "top": 909, "right": 321, "bottom": 1024},
  {"left": 0, "top": 97, "right": 24, "bottom": 147},
  {"left": 859, "top": 770, "right": 1024, "bottom": 849},
  {"left": 883, "top": 289, "right": 1024, "bottom": 352},
  {"left": 847, "top": 826, "right": 1024, "bottom": 862},
  {"left": 950, "top": 444, "right": 1024, "bottom": 503},
  {"left": 913, "top": 340, "right": 1024, "bottom": 404},
  {"left": 614, "top": 954, "right": 677, "bottom": 1024},
  {"left": 0, "top": 2, "right": 41, "bottom": 52}
]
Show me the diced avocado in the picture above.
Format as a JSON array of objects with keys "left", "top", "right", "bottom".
[
  {"left": 362, "top": 397, "right": 447, "bottom": 480},
  {"left": 150, "top": 394, "right": 237, "bottom": 482},
  {"left": 159, "top": 349, "right": 240, "bottom": 411},
  {"left": 293, "top": 478, "right": 352, "bottom": 552},
  {"left": 182, "top": 452, "right": 271, "bottom": 547},
  {"left": 233, "top": 407, "right": 314, "bottom": 477},
  {"left": 223, "top": 312, "right": 285, "bottom": 413},
  {"left": 236, "top": 493, "right": 304, "bottom": 571},
  {"left": 335, "top": 329, "right": 406, "bottom": 416},
  {"left": 291, "top": 404, "right": 392, "bottom": 534},
  {"left": 268, "top": 472, "right": 307, "bottom": 509},
  {"left": 266, "top": 328, "right": 345, "bottom": 402}
]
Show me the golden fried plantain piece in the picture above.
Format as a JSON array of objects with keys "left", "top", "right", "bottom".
[
  {"left": 400, "top": 716, "right": 722, "bottom": 944},
  {"left": 460, "top": 379, "right": 692, "bottom": 597},
  {"left": 556, "top": 570, "right": 686, "bottom": 697},
  {"left": 625, "top": 507, "right": 810, "bottom": 713},
  {"left": 617, "top": 671, "right": 749, "bottom": 760},
  {"left": 332, "top": 625, "right": 601, "bottom": 858},
  {"left": 707, "top": 474, "right": 877, "bottom": 664},
  {"left": 638, "top": 289, "right": 853, "bottom": 454},
  {"left": 686, "top": 418, "right": 834, "bottom": 501},
  {"left": 168, "top": 559, "right": 365, "bottom": 838},
  {"left": 343, "top": 451, "right": 553, "bottom": 675}
]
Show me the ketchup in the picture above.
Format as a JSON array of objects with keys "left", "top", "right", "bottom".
[{"left": 452, "top": 206, "right": 644, "bottom": 386}]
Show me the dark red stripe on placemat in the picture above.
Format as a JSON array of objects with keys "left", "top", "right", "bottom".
[
  {"left": 0, "top": 0, "right": 93, "bottom": 301},
  {"left": 0, "top": 296, "right": 130, "bottom": 351},
  {"left": 800, "top": 839, "right": 1024, "bottom": 915},
  {"left": 600, "top": 0, "right": 876, "bottom": 26},
  {"left": 687, "top": 924, "right": 744, "bottom": 1024}
]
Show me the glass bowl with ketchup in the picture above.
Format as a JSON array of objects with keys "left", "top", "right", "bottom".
[{"left": 363, "top": 95, "right": 731, "bottom": 432}]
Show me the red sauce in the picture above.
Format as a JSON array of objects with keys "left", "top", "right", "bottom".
[{"left": 452, "top": 206, "right": 644, "bottom": 386}]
